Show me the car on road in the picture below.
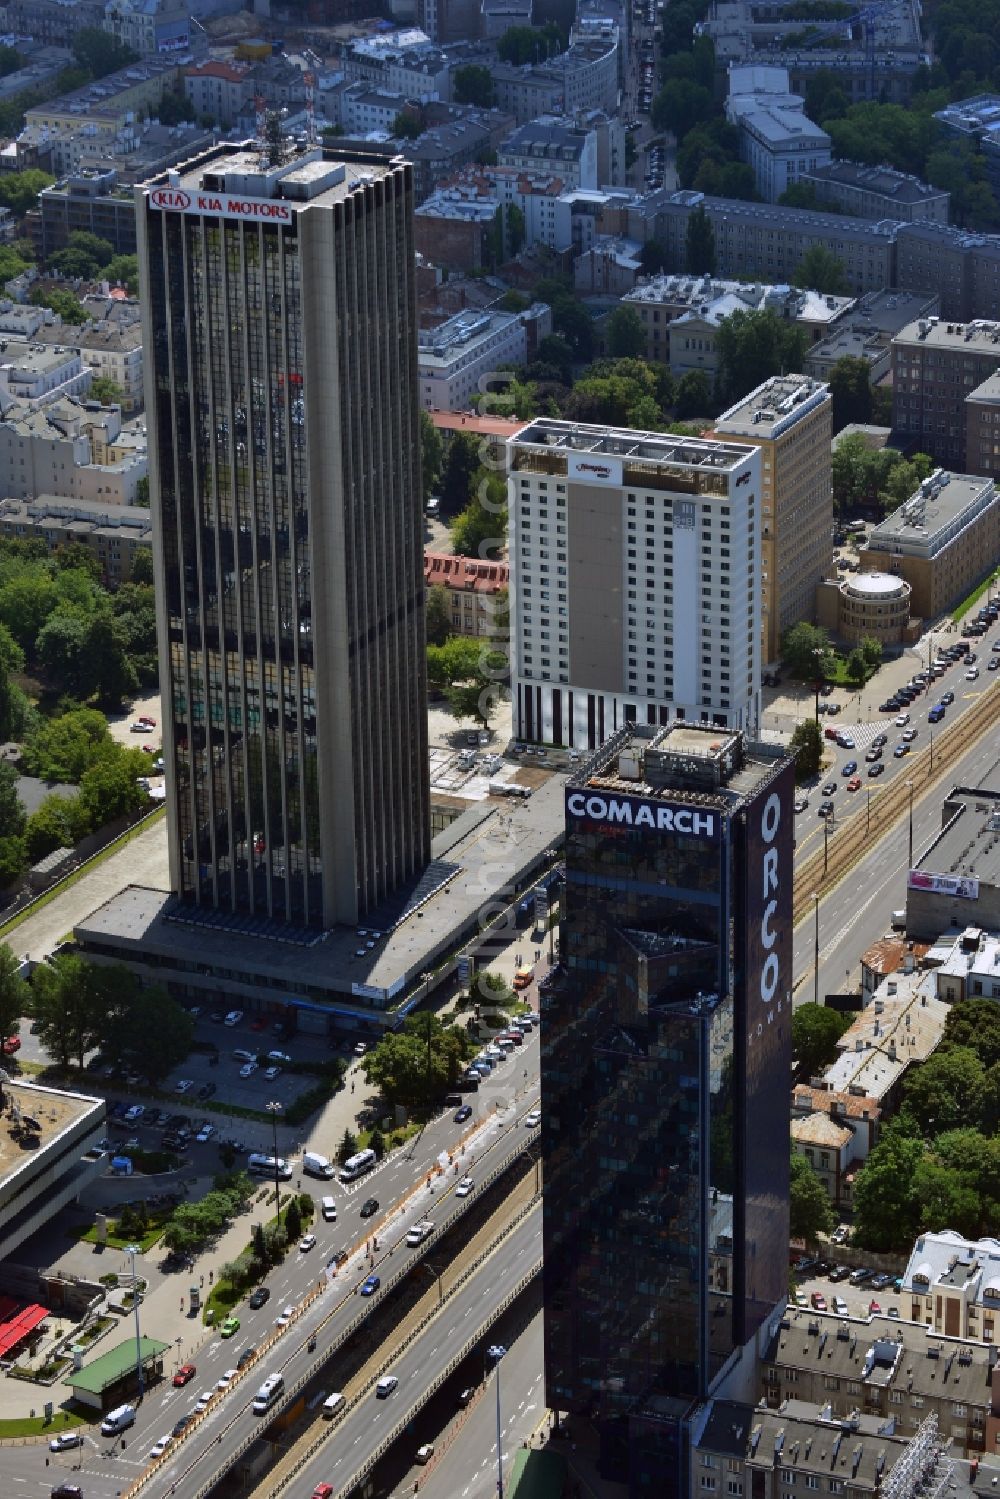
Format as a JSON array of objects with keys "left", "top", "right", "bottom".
[
  {"left": 818, "top": 799, "right": 835, "bottom": 816},
  {"left": 263, "top": 1065, "right": 281, "bottom": 1080},
  {"left": 869, "top": 1299, "right": 881, "bottom": 1315},
  {"left": 849, "top": 1266, "right": 873, "bottom": 1284},
  {"left": 361, "top": 1274, "right": 381, "bottom": 1296},
  {"left": 236, "top": 1346, "right": 256, "bottom": 1370},
  {"left": 220, "top": 1316, "right": 240, "bottom": 1338},
  {"left": 841, "top": 760, "right": 858, "bottom": 776},
  {"left": 312, "top": 1486, "right": 334, "bottom": 1499},
  {"left": 835, "top": 734, "right": 855, "bottom": 749},
  {"left": 149, "top": 1435, "right": 172, "bottom": 1459},
  {"left": 831, "top": 1225, "right": 850, "bottom": 1245},
  {"left": 173, "top": 1363, "right": 196, "bottom": 1387},
  {"left": 49, "top": 1432, "right": 84, "bottom": 1452},
  {"left": 216, "top": 1368, "right": 237, "bottom": 1391},
  {"left": 456, "top": 1176, "right": 474, "bottom": 1197},
  {"left": 2, "top": 1034, "right": 21, "bottom": 1054},
  {"left": 130, "top": 720, "right": 153, "bottom": 733},
  {"left": 239, "top": 1062, "right": 257, "bottom": 1078},
  {"left": 525, "top": 1108, "right": 541, "bottom": 1127},
  {"left": 224, "top": 1010, "right": 243, "bottom": 1026},
  {"left": 196, "top": 1123, "right": 215, "bottom": 1142},
  {"left": 870, "top": 1272, "right": 894, "bottom": 1290},
  {"left": 197, "top": 1082, "right": 216, "bottom": 1100},
  {"left": 902, "top": 727, "right": 917, "bottom": 742},
  {"left": 967, "top": 666, "right": 981, "bottom": 679},
  {"left": 928, "top": 705, "right": 945, "bottom": 721},
  {"left": 868, "top": 763, "right": 885, "bottom": 778},
  {"left": 794, "top": 794, "right": 809, "bottom": 812},
  {"left": 299, "top": 1233, "right": 317, "bottom": 1252},
  {"left": 941, "top": 690, "right": 955, "bottom": 704},
  {"left": 274, "top": 1305, "right": 294, "bottom": 1329},
  {"left": 893, "top": 743, "right": 910, "bottom": 757},
  {"left": 354, "top": 1041, "right": 367, "bottom": 1056},
  {"left": 458, "top": 1386, "right": 476, "bottom": 1407},
  {"left": 376, "top": 1375, "right": 399, "bottom": 1397},
  {"left": 894, "top": 712, "right": 910, "bottom": 726},
  {"left": 828, "top": 1263, "right": 850, "bottom": 1281},
  {"left": 865, "top": 747, "right": 882, "bottom": 761},
  {"left": 360, "top": 1197, "right": 379, "bottom": 1218},
  {"left": 124, "top": 1104, "right": 144, "bottom": 1123},
  {"left": 847, "top": 776, "right": 862, "bottom": 792},
  {"left": 821, "top": 781, "right": 837, "bottom": 796},
  {"left": 195, "top": 1390, "right": 214, "bottom": 1412},
  {"left": 172, "top": 1414, "right": 193, "bottom": 1437},
  {"left": 248, "top": 1286, "right": 270, "bottom": 1310},
  {"left": 454, "top": 1104, "right": 472, "bottom": 1123}
]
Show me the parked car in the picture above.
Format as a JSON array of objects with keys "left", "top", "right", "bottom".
[
  {"left": 248, "top": 1286, "right": 270, "bottom": 1310},
  {"left": 173, "top": 1363, "right": 196, "bottom": 1387}
]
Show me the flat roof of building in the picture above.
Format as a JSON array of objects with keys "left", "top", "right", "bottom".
[
  {"left": 806, "top": 160, "right": 947, "bottom": 204},
  {"left": 0, "top": 1078, "right": 103, "bottom": 1193},
  {"left": 568, "top": 723, "right": 790, "bottom": 811},
  {"left": 162, "top": 142, "right": 403, "bottom": 214},
  {"left": 68, "top": 1336, "right": 170, "bottom": 1395},
  {"left": 508, "top": 417, "right": 756, "bottom": 470},
  {"left": 967, "top": 370, "right": 1000, "bottom": 405},
  {"left": 867, "top": 470, "right": 994, "bottom": 554},
  {"left": 894, "top": 316, "right": 1000, "bottom": 351},
  {"left": 75, "top": 759, "right": 574, "bottom": 1013},
  {"left": 715, "top": 375, "right": 829, "bottom": 438},
  {"left": 916, "top": 780, "right": 1000, "bottom": 889}
]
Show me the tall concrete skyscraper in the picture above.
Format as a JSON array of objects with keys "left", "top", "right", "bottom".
[
  {"left": 137, "top": 144, "right": 430, "bottom": 930},
  {"left": 542, "top": 724, "right": 794, "bottom": 1495}
]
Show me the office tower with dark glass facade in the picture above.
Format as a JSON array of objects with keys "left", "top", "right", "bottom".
[
  {"left": 542, "top": 724, "right": 794, "bottom": 1495},
  {"left": 136, "top": 144, "right": 430, "bottom": 930}
]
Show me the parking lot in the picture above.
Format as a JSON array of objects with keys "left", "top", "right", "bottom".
[{"left": 791, "top": 1258, "right": 905, "bottom": 1321}]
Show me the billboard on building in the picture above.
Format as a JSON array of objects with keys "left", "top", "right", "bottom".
[
  {"left": 907, "top": 871, "right": 979, "bottom": 899},
  {"left": 737, "top": 757, "right": 794, "bottom": 1342}
]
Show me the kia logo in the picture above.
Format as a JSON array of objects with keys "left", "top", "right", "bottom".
[{"left": 150, "top": 187, "right": 191, "bottom": 210}]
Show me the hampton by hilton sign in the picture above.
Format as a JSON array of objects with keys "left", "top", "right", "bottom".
[
  {"left": 566, "top": 789, "right": 717, "bottom": 839},
  {"left": 147, "top": 186, "right": 294, "bottom": 224}
]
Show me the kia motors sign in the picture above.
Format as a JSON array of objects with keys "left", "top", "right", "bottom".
[
  {"left": 147, "top": 186, "right": 294, "bottom": 224},
  {"left": 566, "top": 452, "right": 622, "bottom": 486}
]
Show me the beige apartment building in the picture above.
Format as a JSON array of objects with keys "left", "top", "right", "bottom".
[
  {"left": 862, "top": 470, "right": 1000, "bottom": 620},
  {"left": 713, "top": 376, "right": 833, "bottom": 665},
  {"left": 424, "top": 551, "right": 509, "bottom": 638}
]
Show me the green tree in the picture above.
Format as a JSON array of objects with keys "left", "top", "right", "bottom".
[
  {"left": 0, "top": 761, "right": 24, "bottom": 840},
  {"left": 134, "top": 476, "right": 150, "bottom": 508},
  {"left": 714, "top": 308, "right": 807, "bottom": 406},
  {"left": 638, "top": 239, "right": 668, "bottom": 275},
  {"left": 860, "top": 635, "right": 882, "bottom": 667},
  {"left": 79, "top": 614, "right": 139, "bottom": 706},
  {"left": 828, "top": 356, "right": 874, "bottom": 432},
  {"left": 253, "top": 1222, "right": 268, "bottom": 1266},
  {"left": 114, "top": 984, "right": 194, "bottom": 1083},
  {"left": 910, "top": 1156, "right": 981, "bottom": 1239},
  {"left": 651, "top": 78, "right": 713, "bottom": 138},
  {"left": 942, "top": 999, "right": 1000, "bottom": 1070},
  {"left": 157, "top": 86, "right": 196, "bottom": 127},
  {"left": 71, "top": 28, "right": 138, "bottom": 77},
  {"left": 789, "top": 1150, "right": 834, "bottom": 1241},
  {"left": 427, "top": 634, "right": 507, "bottom": 727},
  {"left": 78, "top": 753, "right": 148, "bottom": 828},
  {"left": 453, "top": 65, "right": 495, "bottom": 107},
  {"left": 788, "top": 718, "right": 823, "bottom": 780},
  {"left": 420, "top": 409, "right": 443, "bottom": 504},
  {"left": 283, "top": 1196, "right": 302, "bottom": 1241},
  {"left": 674, "top": 369, "right": 712, "bottom": 419},
  {"left": 791, "top": 1002, "right": 852, "bottom": 1077},
  {"left": 337, "top": 1128, "right": 358, "bottom": 1165},
  {"left": 392, "top": 110, "right": 423, "bottom": 140},
  {"left": 28, "top": 954, "right": 89, "bottom": 1070},
  {"left": 450, "top": 470, "right": 506, "bottom": 559},
  {"left": 29, "top": 286, "right": 88, "bottom": 324},
  {"left": 22, "top": 707, "right": 115, "bottom": 783},
  {"left": 605, "top": 304, "right": 646, "bottom": 359},
  {"left": 782, "top": 621, "right": 834, "bottom": 680},
  {"left": 549, "top": 297, "right": 593, "bottom": 361},
  {"left": 0, "top": 169, "right": 55, "bottom": 217},
  {"left": 685, "top": 203, "right": 716, "bottom": 274},
  {"left": 439, "top": 431, "right": 482, "bottom": 517},
  {"left": 901, "top": 1046, "right": 986, "bottom": 1137},
  {"left": 496, "top": 23, "right": 565, "bottom": 63},
  {"left": 130, "top": 549, "right": 154, "bottom": 587},
  {"left": 851, "top": 1120, "right": 925, "bottom": 1250},
  {"left": 24, "top": 792, "right": 86, "bottom": 861},
  {"left": 803, "top": 67, "right": 849, "bottom": 125},
  {"left": 104, "top": 254, "right": 138, "bottom": 294},
  {"left": 369, "top": 1126, "right": 386, "bottom": 1161},
  {"left": 0, "top": 941, "right": 28, "bottom": 1048},
  {"left": 362, "top": 1012, "right": 470, "bottom": 1109},
  {"left": 793, "top": 245, "right": 850, "bottom": 296},
  {"left": 426, "top": 585, "right": 452, "bottom": 648},
  {"left": 845, "top": 647, "right": 866, "bottom": 685},
  {"left": 778, "top": 181, "right": 820, "bottom": 209},
  {"left": 0, "top": 833, "right": 26, "bottom": 887},
  {"left": 88, "top": 376, "right": 124, "bottom": 406}
]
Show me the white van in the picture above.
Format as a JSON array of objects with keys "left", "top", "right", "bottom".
[
  {"left": 233, "top": 1048, "right": 256, "bottom": 1063},
  {"left": 101, "top": 1403, "right": 136, "bottom": 1436},
  {"left": 303, "top": 1151, "right": 335, "bottom": 1180},
  {"left": 252, "top": 1374, "right": 285, "bottom": 1415},
  {"left": 247, "top": 1152, "right": 293, "bottom": 1179},
  {"left": 323, "top": 1391, "right": 346, "bottom": 1418},
  {"left": 321, "top": 1196, "right": 337, "bottom": 1222}
]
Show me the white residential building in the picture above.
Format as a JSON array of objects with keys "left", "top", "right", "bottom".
[
  {"left": 0, "top": 397, "right": 146, "bottom": 505},
  {"left": 498, "top": 118, "right": 599, "bottom": 191},
  {"left": 417, "top": 306, "right": 549, "bottom": 410},
  {"left": 507, "top": 419, "right": 762, "bottom": 749},
  {"left": 726, "top": 64, "right": 831, "bottom": 202}
]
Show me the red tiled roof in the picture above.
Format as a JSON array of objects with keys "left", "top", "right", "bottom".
[
  {"left": 425, "top": 550, "right": 509, "bottom": 593},
  {"left": 185, "top": 61, "right": 248, "bottom": 83},
  {"left": 428, "top": 411, "right": 525, "bottom": 438}
]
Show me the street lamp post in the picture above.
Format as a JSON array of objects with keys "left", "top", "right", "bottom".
[
  {"left": 265, "top": 1100, "right": 282, "bottom": 1215},
  {"left": 125, "top": 1244, "right": 144, "bottom": 1400},
  {"left": 486, "top": 1343, "right": 508, "bottom": 1498},
  {"left": 906, "top": 779, "right": 914, "bottom": 870},
  {"left": 823, "top": 814, "right": 831, "bottom": 875},
  {"left": 812, "top": 893, "right": 819, "bottom": 1008}
]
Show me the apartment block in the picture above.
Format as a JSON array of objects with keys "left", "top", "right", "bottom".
[
  {"left": 862, "top": 469, "right": 1000, "bottom": 621},
  {"left": 934, "top": 95, "right": 1000, "bottom": 199},
  {"left": 726, "top": 66, "right": 831, "bottom": 203},
  {"left": 0, "top": 495, "right": 151, "bottom": 583},
  {"left": 0, "top": 398, "right": 146, "bottom": 505},
  {"left": 417, "top": 305, "right": 550, "bottom": 410},
  {"left": 901, "top": 1230, "right": 1000, "bottom": 1343},
  {"left": 183, "top": 61, "right": 254, "bottom": 129},
  {"left": 714, "top": 376, "right": 833, "bottom": 666},
  {"left": 799, "top": 160, "right": 949, "bottom": 223},
  {"left": 424, "top": 551, "right": 509, "bottom": 637},
  {"left": 895, "top": 223, "right": 1000, "bottom": 323},
  {"left": 891, "top": 316, "right": 1000, "bottom": 469},
  {"left": 804, "top": 288, "right": 939, "bottom": 384},
  {"left": 497, "top": 119, "right": 598, "bottom": 191},
  {"left": 965, "top": 371, "right": 1000, "bottom": 481},
  {"left": 413, "top": 188, "right": 499, "bottom": 271},
  {"left": 31, "top": 170, "right": 138, "bottom": 260},
  {"left": 508, "top": 419, "right": 762, "bottom": 749}
]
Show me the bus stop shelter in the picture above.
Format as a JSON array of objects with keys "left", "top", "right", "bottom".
[{"left": 66, "top": 1336, "right": 169, "bottom": 1410}]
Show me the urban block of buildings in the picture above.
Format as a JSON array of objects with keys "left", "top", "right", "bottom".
[
  {"left": 417, "top": 303, "right": 550, "bottom": 411},
  {"left": 0, "top": 1077, "right": 106, "bottom": 1264},
  {"left": 30, "top": 169, "right": 138, "bottom": 261},
  {"left": 0, "top": 396, "right": 146, "bottom": 506},
  {"left": 798, "top": 161, "right": 950, "bottom": 225},
  {"left": 713, "top": 376, "right": 833, "bottom": 667},
  {"left": 508, "top": 418, "right": 763, "bottom": 748},
  {"left": 861, "top": 469, "right": 1000, "bottom": 622},
  {"left": 0, "top": 494, "right": 152, "bottom": 583},
  {"left": 424, "top": 551, "right": 509, "bottom": 637},
  {"left": 21, "top": 56, "right": 182, "bottom": 174},
  {"left": 803, "top": 289, "right": 939, "bottom": 385},
  {"left": 905, "top": 783, "right": 1000, "bottom": 939},
  {"left": 891, "top": 317, "right": 1000, "bottom": 472},
  {"left": 934, "top": 95, "right": 1000, "bottom": 200}
]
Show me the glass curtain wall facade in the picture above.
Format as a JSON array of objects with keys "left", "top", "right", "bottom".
[
  {"left": 137, "top": 148, "right": 430, "bottom": 930},
  {"left": 541, "top": 732, "right": 793, "bottom": 1495}
]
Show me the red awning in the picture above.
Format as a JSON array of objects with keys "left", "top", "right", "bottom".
[{"left": 0, "top": 1303, "right": 47, "bottom": 1357}]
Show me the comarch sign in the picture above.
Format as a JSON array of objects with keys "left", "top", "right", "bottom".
[
  {"left": 566, "top": 790, "right": 716, "bottom": 839},
  {"left": 147, "top": 186, "right": 295, "bottom": 224}
]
